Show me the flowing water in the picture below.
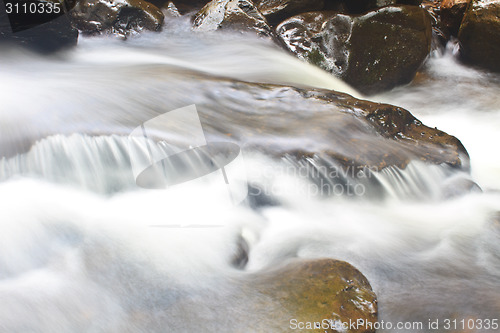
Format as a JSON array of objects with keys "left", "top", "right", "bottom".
[{"left": 1, "top": 20, "right": 500, "bottom": 332}]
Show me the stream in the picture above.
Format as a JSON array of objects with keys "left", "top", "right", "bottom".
[{"left": 1, "top": 22, "right": 499, "bottom": 332}]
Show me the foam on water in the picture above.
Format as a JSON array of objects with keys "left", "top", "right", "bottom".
[
  {"left": 374, "top": 42, "right": 500, "bottom": 190},
  {"left": 0, "top": 27, "right": 499, "bottom": 332}
]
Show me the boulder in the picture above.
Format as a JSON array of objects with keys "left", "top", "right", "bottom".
[
  {"left": 193, "top": 0, "right": 274, "bottom": 37},
  {"left": 256, "top": 0, "right": 324, "bottom": 26},
  {"left": 251, "top": 258, "right": 378, "bottom": 333},
  {"left": 458, "top": 0, "right": 500, "bottom": 72},
  {"left": 123, "top": 76, "right": 468, "bottom": 171},
  {"left": 336, "top": 0, "right": 386, "bottom": 13},
  {"left": 397, "top": 0, "right": 423, "bottom": 5},
  {"left": 323, "top": 0, "right": 423, "bottom": 14},
  {"left": 154, "top": 0, "right": 209, "bottom": 13},
  {"left": 276, "top": 5, "right": 432, "bottom": 94},
  {"left": 161, "top": 1, "right": 182, "bottom": 16},
  {"left": 441, "top": 0, "right": 471, "bottom": 36},
  {"left": 69, "top": 0, "right": 164, "bottom": 35},
  {"left": 421, "top": 0, "right": 447, "bottom": 47},
  {"left": 0, "top": 69, "right": 468, "bottom": 173},
  {"left": 0, "top": 0, "right": 78, "bottom": 52}
]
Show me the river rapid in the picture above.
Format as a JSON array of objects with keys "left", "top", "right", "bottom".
[{"left": 1, "top": 21, "right": 499, "bottom": 332}]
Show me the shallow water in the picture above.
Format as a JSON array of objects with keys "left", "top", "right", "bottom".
[{"left": 1, "top": 24, "right": 499, "bottom": 332}]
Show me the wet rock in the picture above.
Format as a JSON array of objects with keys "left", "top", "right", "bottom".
[
  {"left": 323, "top": 0, "right": 382, "bottom": 14},
  {"left": 276, "top": 6, "right": 432, "bottom": 94},
  {"left": 458, "top": 0, "right": 500, "bottom": 72},
  {"left": 421, "top": 0, "right": 448, "bottom": 48},
  {"left": 323, "top": 0, "right": 423, "bottom": 14},
  {"left": 161, "top": 1, "right": 182, "bottom": 16},
  {"left": 0, "top": 70, "right": 468, "bottom": 174},
  {"left": 441, "top": 0, "right": 471, "bottom": 36},
  {"left": 70, "top": 0, "right": 164, "bottom": 35},
  {"left": 251, "top": 258, "right": 378, "bottom": 333},
  {"left": 296, "top": 88, "right": 468, "bottom": 169},
  {"left": 0, "top": 0, "right": 78, "bottom": 52},
  {"left": 256, "top": 0, "right": 324, "bottom": 26},
  {"left": 397, "top": 0, "right": 423, "bottom": 5},
  {"left": 339, "top": 0, "right": 388, "bottom": 13},
  {"left": 193, "top": 0, "right": 274, "bottom": 37},
  {"left": 441, "top": 175, "right": 482, "bottom": 199},
  {"left": 154, "top": 0, "right": 208, "bottom": 13},
  {"left": 134, "top": 75, "right": 468, "bottom": 171},
  {"left": 230, "top": 235, "right": 249, "bottom": 268}
]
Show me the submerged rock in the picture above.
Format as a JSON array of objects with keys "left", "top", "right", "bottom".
[
  {"left": 441, "top": 175, "right": 482, "bottom": 199},
  {"left": 251, "top": 258, "right": 378, "bottom": 333},
  {"left": 0, "top": 0, "right": 78, "bottom": 52},
  {"left": 0, "top": 68, "right": 468, "bottom": 174},
  {"left": 193, "top": 0, "right": 274, "bottom": 38},
  {"left": 276, "top": 6, "right": 432, "bottom": 94},
  {"left": 70, "top": 0, "right": 164, "bottom": 35},
  {"left": 458, "top": 0, "right": 500, "bottom": 72}
]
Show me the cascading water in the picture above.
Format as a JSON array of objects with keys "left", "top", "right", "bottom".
[{"left": 1, "top": 21, "right": 499, "bottom": 332}]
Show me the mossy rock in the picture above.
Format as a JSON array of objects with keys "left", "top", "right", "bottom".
[{"left": 250, "top": 258, "right": 378, "bottom": 333}]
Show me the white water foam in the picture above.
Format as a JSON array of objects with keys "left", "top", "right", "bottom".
[{"left": 0, "top": 28, "right": 499, "bottom": 332}]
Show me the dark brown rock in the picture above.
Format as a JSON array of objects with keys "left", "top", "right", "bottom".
[
  {"left": 323, "top": 0, "right": 422, "bottom": 14},
  {"left": 256, "top": 0, "right": 324, "bottom": 26},
  {"left": 458, "top": 0, "right": 500, "bottom": 72},
  {"left": 276, "top": 6, "right": 433, "bottom": 94},
  {"left": 251, "top": 258, "right": 378, "bottom": 333},
  {"left": 293, "top": 88, "right": 468, "bottom": 169},
  {"left": 398, "top": 0, "right": 423, "bottom": 5},
  {"left": 193, "top": 0, "right": 274, "bottom": 37},
  {"left": 324, "top": 0, "right": 379, "bottom": 14},
  {"left": 153, "top": 0, "right": 208, "bottom": 13},
  {"left": 125, "top": 76, "right": 467, "bottom": 171},
  {"left": 441, "top": 0, "right": 471, "bottom": 36},
  {"left": 421, "top": 0, "right": 447, "bottom": 47},
  {"left": 0, "top": 70, "right": 468, "bottom": 174},
  {"left": 69, "top": 0, "right": 164, "bottom": 35}
]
